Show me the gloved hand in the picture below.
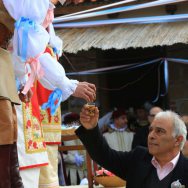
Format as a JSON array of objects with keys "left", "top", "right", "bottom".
[{"left": 74, "top": 152, "right": 84, "bottom": 167}]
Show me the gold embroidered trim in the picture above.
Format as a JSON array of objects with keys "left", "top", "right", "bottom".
[{"left": 22, "top": 103, "right": 46, "bottom": 153}]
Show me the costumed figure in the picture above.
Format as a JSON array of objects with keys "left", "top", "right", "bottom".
[
  {"left": 2, "top": 1, "right": 51, "bottom": 187},
  {"left": 0, "top": 1, "right": 26, "bottom": 187},
  {"left": 103, "top": 109, "right": 134, "bottom": 152},
  {"left": 36, "top": 4, "right": 96, "bottom": 187},
  {"left": 2, "top": 1, "right": 96, "bottom": 188},
  {"left": 36, "top": 19, "right": 96, "bottom": 187}
]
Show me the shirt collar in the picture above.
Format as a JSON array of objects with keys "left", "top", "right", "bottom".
[
  {"left": 151, "top": 152, "right": 180, "bottom": 169},
  {"left": 109, "top": 123, "right": 127, "bottom": 132}
]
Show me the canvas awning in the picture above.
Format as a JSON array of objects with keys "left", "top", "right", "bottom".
[{"left": 56, "top": 22, "right": 188, "bottom": 53}]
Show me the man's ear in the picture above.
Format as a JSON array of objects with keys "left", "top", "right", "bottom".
[{"left": 175, "top": 135, "right": 183, "bottom": 147}]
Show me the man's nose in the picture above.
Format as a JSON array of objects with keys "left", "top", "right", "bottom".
[{"left": 148, "top": 130, "right": 155, "bottom": 139}]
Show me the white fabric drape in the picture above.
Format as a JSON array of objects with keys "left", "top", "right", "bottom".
[
  {"left": 39, "top": 53, "right": 78, "bottom": 101},
  {"left": 3, "top": 0, "right": 49, "bottom": 24},
  {"left": 103, "top": 131, "right": 134, "bottom": 152}
]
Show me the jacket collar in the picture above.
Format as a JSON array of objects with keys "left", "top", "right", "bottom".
[{"left": 169, "top": 153, "right": 185, "bottom": 188}]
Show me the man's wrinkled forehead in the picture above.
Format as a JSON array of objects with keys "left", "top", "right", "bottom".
[{"left": 152, "top": 116, "right": 173, "bottom": 130}]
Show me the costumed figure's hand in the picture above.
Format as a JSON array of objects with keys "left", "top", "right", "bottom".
[
  {"left": 72, "top": 82, "right": 96, "bottom": 102},
  {"left": 18, "top": 87, "right": 33, "bottom": 103},
  {"left": 80, "top": 105, "right": 99, "bottom": 130},
  {"left": 74, "top": 152, "right": 84, "bottom": 167}
]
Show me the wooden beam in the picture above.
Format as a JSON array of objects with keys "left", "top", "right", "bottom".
[
  {"left": 54, "top": 3, "right": 105, "bottom": 16},
  {"left": 59, "top": 145, "right": 85, "bottom": 151},
  {"left": 61, "top": 134, "right": 78, "bottom": 141}
]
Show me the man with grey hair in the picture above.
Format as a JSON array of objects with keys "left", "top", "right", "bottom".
[{"left": 76, "top": 106, "right": 188, "bottom": 188}]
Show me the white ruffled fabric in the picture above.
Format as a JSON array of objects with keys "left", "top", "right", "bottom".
[
  {"left": 13, "top": 23, "right": 49, "bottom": 61},
  {"left": 48, "top": 24, "right": 63, "bottom": 57},
  {"left": 38, "top": 53, "right": 78, "bottom": 101},
  {"left": 12, "top": 54, "right": 28, "bottom": 85},
  {"left": 4, "top": 0, "right": 50, "bottom": 63},
  {"left": 12, "top": 54, "right": 25, "bottom": 76},
  {"left": 42, "top": 3, "right": 55, "bottom": 29},
  {"left": 4, "top": 0, "right": 78, "bottom": 100},
  {"left": 2, "top": 0, "right": 49, "bottom": 24}
]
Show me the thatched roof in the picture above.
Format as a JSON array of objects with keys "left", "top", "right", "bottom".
[{"left": 56, "top": 22, "right": 188, "bottom": 53}]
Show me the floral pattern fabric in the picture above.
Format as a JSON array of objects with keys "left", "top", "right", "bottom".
[{"left": 23, "top": 102, "right": 46, "bottom": 153}]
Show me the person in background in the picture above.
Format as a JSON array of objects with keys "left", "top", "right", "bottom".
[
  {"left": 182, "top": 140, "right": 188, "bottom": 158},
  {"left": 76, "top": 106, "right": 188, "bottom": 188},
  {"left": 132, "top": 106, "right": 163, "bottom": 149},
  {"left": 127, "top": 114, "right": 139, "bottom": 132},
  {"left": 136, "top": 106, "right": 149, "bottom": 128},
  {"left": 98, "top": 111, "right": 113, "bottom": 132},
  {"left": 102, "top": 109, "right": 134, "bottom": 152},
  {"left": 181, "top": 114, "right": 188, "bottom": 157},
  {"left": 181, "top": 115, "right": 188, "bottom": 129},
  {"left": 61, "top": 112, "right": 87, "bottom": 185}
]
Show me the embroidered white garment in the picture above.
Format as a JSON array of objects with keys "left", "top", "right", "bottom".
[
  {"left": 38, "top": 53, "right": 78, "bottom": 102},
  {"left": 103, "top": 130, "right": 134, "bottom": 152},
  {"left": 16, "top": 104, "right": 48, "bottom": 169},
  {"left": 12, "top": 54, "right": 28, "bottom": 85}
]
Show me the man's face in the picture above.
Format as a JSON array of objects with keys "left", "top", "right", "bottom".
[
  {"left": 136, "top": 109, "right": 148, "bottom": 121},
  {"left": 148, "top": 117, "right": 177, "bottom": 158},
  {"left": 148, "top": 107, "right": 162, "bottom": 124},
  {"left": 114, "top": 115, "right": 128, "bottom": 129}
]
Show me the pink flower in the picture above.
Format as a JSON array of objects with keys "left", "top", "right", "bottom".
[
  {"left": 96, "top": 169, "right": 104, "bottom": 176},
  {"left": 96, "top": 168, "right": 114, "bottom": 177},
  {"left": 104, "top": 169, "right": 114, "bottom": 176}
]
